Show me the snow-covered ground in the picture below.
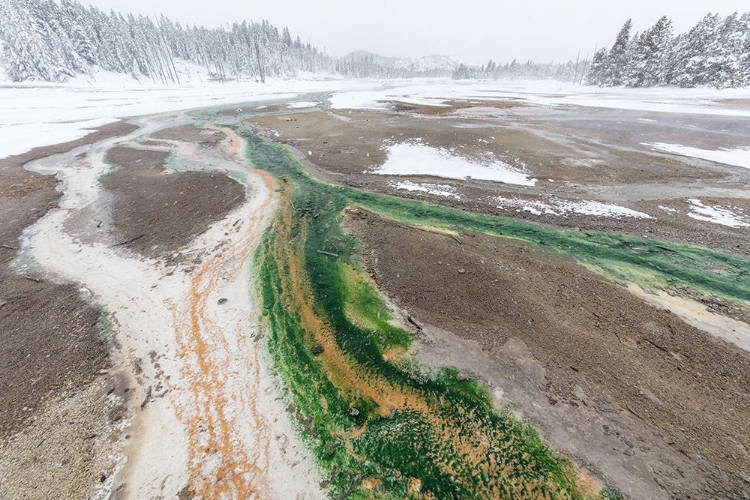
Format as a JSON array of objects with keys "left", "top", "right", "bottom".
[
  {"left": 687, "top": 199, "right": 750, "bottom": 228},
  {"left": 646, "top": 143, "right": 750, "bottom": 170},
  {"left": 494, "top": 196, "right": 652, "bottom": 219},
  {"left": 374, "top": 139, "right": 536, "bottom": 186},
  {"left": 328, "top": 79, "right": 750, "bottom": 117},
  {"left": 393, "top": 181, "right": 460, "bottom": 199},
  {"left": 4, "top": 76, "right": 750, "bottom": 161},
  {"left": 287, "top": 101, "right": 321, "bottom": 109},
  {"left": 0, "top": 71, "right": 348, "bottom": 159}
]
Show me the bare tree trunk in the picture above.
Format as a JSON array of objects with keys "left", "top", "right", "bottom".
[
  {"left": 159, "top": 28, "right": 180, "bottom": 84},
  {"left": 579, "top": 52, "right": 590, "bottom": 85},
  {"left": 254, "top": 40, "right": 265, "bottom": 83}
]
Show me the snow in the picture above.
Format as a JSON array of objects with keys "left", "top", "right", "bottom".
[
  {"left": 393, "top": 181, "right": 460, "bottom": 199},
  {"left": 659, "top": 205, "right": 678, "bottom": 213},
  {"left": 328, "top": 79, "right": 750, "bottom": 117},
  {"left": 329, "top": 89, "right": 449, "bottom": 110},
  {"left": 374, "top": 139, "right": 536, "bottom": 186},
  {"left": 0, "top": 117, "right": 121, "bottom": 161},
  {"left": 343, "top": 51, "right": 464, "bottom": 72},
  {"left": 687, "top": 199, "right": 749, "bottom": 228},
  {"left": 5, "top": 76, "right": 750, "bottom": 161},
  {"left": 287, "top": 101, "right": 320, "bottom": 109},
  {"left": 495, "top": 196, "right": 653, "bottom": 219},
  {"left": 0, "top": 76, "right": 349, "bottom": 159},
  {"left": 646, "top": 143, "right": 750, "bottom": 170},
  {"left": 393, "top": 55, "right": 464, "bottom": 72}
]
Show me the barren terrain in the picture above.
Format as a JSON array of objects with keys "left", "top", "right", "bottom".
[
  {"left": 1, "top": 83, "right": 749, "bottom": 499},
  {"left": 245, "top": 92, "right": 750, "bottom": 498},
  {"left": 346, "top": 209, "right": 749, "bottom": 499},
  {"left": 249, "top": 101, "right": 750, "bottom": 256}
]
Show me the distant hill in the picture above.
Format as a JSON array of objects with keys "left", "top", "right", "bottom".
[{"left": 343, "top": 50, "right": 466, "bottom": 74}]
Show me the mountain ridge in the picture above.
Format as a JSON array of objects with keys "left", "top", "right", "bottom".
[{"left": 343, "top": 50, "right": 473, "bottom": 72}]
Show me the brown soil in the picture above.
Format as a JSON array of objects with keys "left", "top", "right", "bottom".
[
  {"left": 373, "top": 183, "right": 750, "bottom": 257},
  {"left": 248, "top": 107, "right": 750, "bottom": 257},
  {"left": 0, "top": 121, "right": 136, "bottom": 438},
  {"left": 248, "top": 108, "right": 719, "bottom": 185},
  {"left": 0, "top": 279, "right": 108, "bottom": 436},
  {"left": 346, "top": 208, "right": 750, "bottom": 499},
  {"left": 0, "top": 377, "right": 131, "bottom": 500},
  {"left": 101, "top": 145, "right": 245, "bottom": 259},
  {"left": 0, "top": 121, "right": 137, "bottom": 497}
]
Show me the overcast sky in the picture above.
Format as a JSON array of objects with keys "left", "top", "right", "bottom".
[{"left": 85, "top": 0, "right": 749, "bottom": 64}]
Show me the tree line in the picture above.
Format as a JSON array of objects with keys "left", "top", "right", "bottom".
[
  {"left": 0, "top": 0, "right": 334, "bottom": 83},
  {"left": 587, "top": 13, "right": 750, "bottom": 88},
  {"left": 452, "top": 59, "right": 588, "bottom": 83},
  {"left": 0, "top": 0, "right": 477, "bottom": 83}
]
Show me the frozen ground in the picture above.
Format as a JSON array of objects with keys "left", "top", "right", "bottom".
[
  {"left": 687, "top": 199, "right": 750, "bottom": 228},
  {"left": 494, "top": 196, "right": 652, "bottom": 219},
  {"left": 393, "top": 180, "right": 461, "bottom": 198},
  {"left": 4, "top": 77, "right": 750, "bottom": 160},
  {"left": 0, "top": 76, "right": 346, "bottom": 159},
  {"left": 328, "top": 79, "right": 750, "bottom": 117},
  {"left": 647, "top": 143, "right": 750, "bottom": 170}
]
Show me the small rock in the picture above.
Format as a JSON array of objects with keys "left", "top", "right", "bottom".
[
  {"left": 458, "top": 269, "right": 466, "bottom": 274},
  {"left": 218, "top": 298, "right": 228, "bottom": 305},
  {"left": 456, "top": 373, "right": 469, "bottom": 382},
  {"left": 350, "top": 408, "right": 360, "bottom": 416}
]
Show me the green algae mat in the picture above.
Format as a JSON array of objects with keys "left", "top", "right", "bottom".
[{"left": 240, "top": 126, "right": 747, "bottom": 499}]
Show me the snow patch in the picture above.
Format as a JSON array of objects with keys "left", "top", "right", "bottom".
[
  {"left": 687, "top": 199, "right": 749, "bottom": 228},
  {"left": 658, "top": 205, "right": 678, "bottom": 213},
  {"left": 328, "top": 80, "right": 750, "bottom": 117},
  {"left": 374, "top": 139, "right": 536, "bottom": 186},
  {"left": 495, "top": 196, "right": 652, "bottom": 219},
  {"left": 0, "top": 78, "right": 350, "bottom": 159},
  {"left": 646, "top": 143, "right": 750, "bottom": 170},
  {"left": 0, "top": 117, "right": 119, "bottom": 159},
  {"left": 287, "top": 101, "right": 320, "bottom": 109},
  {"left": 393, "top": 181, "right": 460, "bottom": 199},
  {"left": 329, "top": 90, "right": 448, "bottom": 110}
]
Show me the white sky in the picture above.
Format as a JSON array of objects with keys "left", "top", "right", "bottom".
[{"left": 84, "top": 0, "right": 749, "bottom": 64}]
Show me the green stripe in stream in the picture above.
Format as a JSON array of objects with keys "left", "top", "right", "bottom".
[{"left": 243, "top": 126, "right": 745, "bottom": 499}]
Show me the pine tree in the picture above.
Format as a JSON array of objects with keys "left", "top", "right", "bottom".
[
  {"left": 604, "top": 19, "right": 632, "bottom": 86},
  {"left": 588, "top": 12, "right": 750, "bottom": 88},
  {"left": 634, "top": 16, "right": 673, "bottom": 87},
  {"left": 586, "top": 48, "right": 609, "bottom": 86}
]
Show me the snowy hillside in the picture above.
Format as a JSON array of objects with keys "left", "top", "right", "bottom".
[
  {"left": 344, "top": 50, "right": 463, "bottom": 72},
  {"left": 0, "top": 0, "right": 333, "bottom": 83}
]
